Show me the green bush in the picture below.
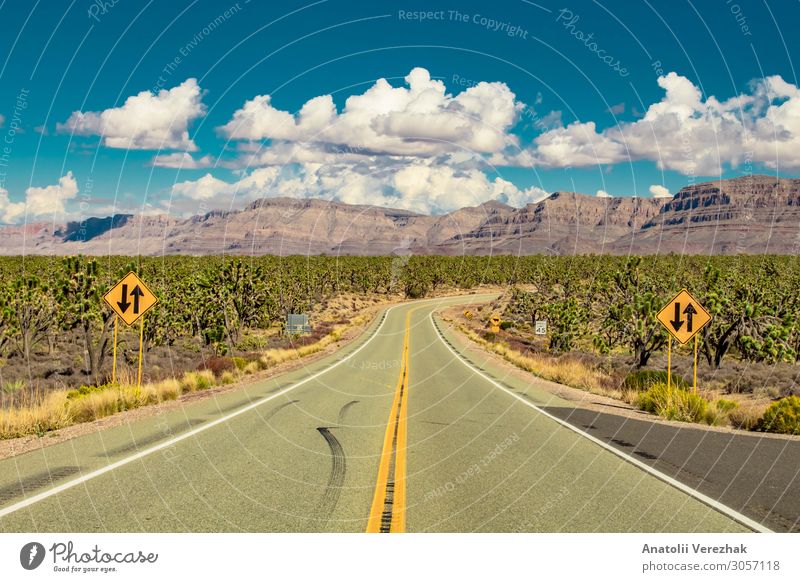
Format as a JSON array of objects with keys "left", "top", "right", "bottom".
[
  {"left": 66, "top": 382, "right": 117, "bottom": 400},
  {"left": 499, "top": 321, "right": 513, "bottom": 331},
  {"left": 231, "top": 357, "right": 248, "bottom": 371},
  {"left": 636, "top": 382, "right": 708, "bottom": 423},
  {"left": 759, "top": 396, "right": 800, "bottom": 434},
  {"left": 623, "top": 370, "right": 689, "bottom": 392}
]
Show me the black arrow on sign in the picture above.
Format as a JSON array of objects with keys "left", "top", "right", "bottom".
[
  {"left": 130, "top": 285, "right": 144, "bottom": 314},
  {"left": 683, "top": 303, "right": 697, "bottom": 333},
  {"left": 670, "top": 302, "right": 684, "bottom": 332},
  {"left": 117, "top": 284, "right": 131, "bottom": 313}
]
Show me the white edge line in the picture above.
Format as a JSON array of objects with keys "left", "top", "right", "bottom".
[
  {"left": 429, "top": 312, "right": 774, "bottom": 534},
  {"left": 0, "top": 303, "right": 403, "bottom": 519}
]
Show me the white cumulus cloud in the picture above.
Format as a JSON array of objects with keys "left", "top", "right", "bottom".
[
  {"left": 527, "top": 72, "right": 800, "bottom": 174},
  {"left": 649, "top": 184, "right": 672, "bottom": 198},
  {"left": 220, "top": 67, "right": 523, "bottom": 160},
  {"left": 0, "top": 188, "right": 25, "bottom": 223},
  {"left": 596, "top": 189, "right": 612, "bottom": 198},
  {"left": 58, "top": 79, "right": 205, "bottom": 150},
  {"left": 0, "top": 172, "right": 79, "bottom": 223}
]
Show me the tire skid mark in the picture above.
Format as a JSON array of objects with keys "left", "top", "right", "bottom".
[
  {"left": 0, "top": 467, "right": 81, "bottom": 505},
  {"left": 315, "top": 427, "right": 347, "bottom": 520},
  {"left": 337, "top": 400, "right": 360, "bottom": 425},
  {"left": 261, "top": 399, "right": 300, "bottom": 421}
]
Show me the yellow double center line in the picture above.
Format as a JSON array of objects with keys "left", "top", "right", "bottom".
[{"left": 366, "top": 309, "right": 413, "bottom": 533}]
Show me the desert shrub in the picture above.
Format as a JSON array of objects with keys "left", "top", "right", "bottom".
[
  {"left": 231, "top": 357, "right": 248, "bottom": 371},
  {"left": 623, "top": 370, "right": 689, "bottom": 392},
  {"left": 199, "top": 356, "right": 235, "bottom": 377},
  {"left": 636, "top": 382, "right": 708, "bottom": 423},
  {"left": 220, "top": 371, "right": 236, "bottom": 385},
  {"left": 499, "top": 321, "right": 513, "bottom": 331},
  {"left": 759, "top": 396, "right": 800, "bottom": 435}
]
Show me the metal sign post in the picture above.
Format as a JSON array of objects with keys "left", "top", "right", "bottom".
[
  {"left": 111, "top": 316, "right": 119, "bottom": 383},
  {"left": 667, "top": 336, "right": 672, "bottom": 392},
  {"left": 137, "top": 316, "right": 145, "bottom": 389}
]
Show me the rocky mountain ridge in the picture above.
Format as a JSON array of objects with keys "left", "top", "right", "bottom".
[{"left": 1, "top": 175, "right": 798, "bottom": 256}]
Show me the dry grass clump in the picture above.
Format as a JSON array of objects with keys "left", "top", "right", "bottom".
[
  {"left": 155, "top": 378, "right": 182, "bottom": 401},
  {"left": 0, "top": 392, "right": 72, "bottom": 439},
  {"left": 243, "top": 361, "right": 261, "bottom": 375},
  {"left": 67, "top": 378, "right": 186, "bottom": 424},
  {"left": 458, "top": 324, "right": 615, "bottom": 396},
  {"left": 728, "top": 403, "right": 765, "bottom": 431},
  {"left": 260, "top": 319, "right": 356, "bottom": 368},
  {"left": 0, "top": 371, "right": 211, "bottom": 439},
  {"left": 180, "top": 369, "right": 215, "bottom": 392},
  {"left": 220, "top": 371, "right": 237, "bottom": 385}
]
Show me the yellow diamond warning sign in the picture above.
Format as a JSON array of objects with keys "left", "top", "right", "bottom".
[
  {"left": 489, "top": 314, "right": 501, "bottom": 333},
  {"left": 103, "top": 272, "right": 159, "bottom": 326},
  {"left": 657, "top": 289, "right": 711, "bottom": 344}
]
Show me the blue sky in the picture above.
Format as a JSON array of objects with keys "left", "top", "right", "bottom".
[{"left": 0, "top": 0, "right": 798, "bottom": 222}]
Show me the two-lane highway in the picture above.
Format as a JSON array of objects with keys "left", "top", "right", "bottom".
[{"left": 0, "top": 296, "right": 760, "bottom": 532}]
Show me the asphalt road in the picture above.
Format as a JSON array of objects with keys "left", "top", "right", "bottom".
[{"left": 0, "top": 295, "right": 788, "bottom": 533}]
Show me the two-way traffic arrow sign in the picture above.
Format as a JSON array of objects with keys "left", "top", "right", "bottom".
[
  {"left": 116, "top": 283, "right": 145, "bottom": 315},
  {"left": 657, "top": 289, "right": 711, "bottom": 344},
  {"left": 103, "top": 272, "right": 158, "bottom": 326}
]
